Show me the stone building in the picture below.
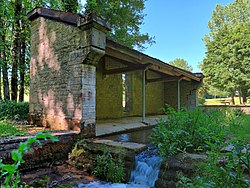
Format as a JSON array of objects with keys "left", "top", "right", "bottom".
[{"left": 28, "top": 8, "right": 203, "bottom": 137}]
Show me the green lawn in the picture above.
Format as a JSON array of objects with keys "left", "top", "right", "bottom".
[
  {"left": 0, "top": 121, "right": 27, "bottom": 138},
  {"left": 205, "top": 97, "right": 250, "bottom": 105},
  {"left": 227, "top": 114, "right": 250, "bottom": 142}
]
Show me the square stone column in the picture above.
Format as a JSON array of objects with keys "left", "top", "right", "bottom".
[
  {"left": 78, "top": 13, "right": 110, "bottom": 137},
  {"left": 28, "top": 8, "right": 110, "bottom": 137}
]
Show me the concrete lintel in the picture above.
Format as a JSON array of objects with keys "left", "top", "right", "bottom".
[
  {"left": 28, "top": 7, "right": 80, "bottom": 26},
  {"left": 77, "top": 13, "right": 111, "bottom": 32}
]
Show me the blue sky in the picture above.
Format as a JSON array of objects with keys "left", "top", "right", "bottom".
[{"left": 140, "top": 0, "right": 235, "bottom": 72}]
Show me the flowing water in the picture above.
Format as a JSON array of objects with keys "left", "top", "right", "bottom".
[
  {"left": 79, "top": 129, "right": 162, "bottom": 188},
  {"left": 129, "top": 147, "right": 161, "bottom": 187}
]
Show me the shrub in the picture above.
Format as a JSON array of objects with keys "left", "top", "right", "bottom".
[
  {"left": 0, "top": 121, "right": 27, "bottom": 137},
  {"left": 0, "top": 101, "right": 29, "bottom": 120},
  {"left": 151, "top": 106, "right": 228, "bottom": 156},
  {"left": 179, "top": 139, "right": 250, "bottom": 187},
  {"left": 93, "top": 149, "right": 125, "bottom": 183},
  {"left": 198, "top": 96, "right": 206, "bottom": 105},
  {"left": 154, "top": 105, "right": 249, "bottom": 187}
]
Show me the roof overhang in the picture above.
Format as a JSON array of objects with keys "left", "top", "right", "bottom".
[
  {"left": 28, "top": 7, "right": 203, "bottom": 82},
  {"left": 106, "top": 39, "right": 202, "bottom": 82}
]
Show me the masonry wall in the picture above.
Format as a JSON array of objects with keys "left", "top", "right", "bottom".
[
  {"left": 164, "top": 80, "right": 201, "bottom": 109},
  {"left": 29, "top": 18, "right": 84, "bottom": 130},
  {"left": 96, "top": 65, "right": 165, "bottom": 119}
]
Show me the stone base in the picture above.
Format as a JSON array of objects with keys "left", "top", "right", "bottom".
[
  {"left": 0, "top": 132, "right": 78, "bottom": 170},
  {"left": 155, "top": 153, "right": 207, "bottom": 188},
  {"left": 28, "top": 113, "right": 96, "bottom": 138}
]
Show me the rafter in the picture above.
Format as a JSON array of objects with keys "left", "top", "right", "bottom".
[{"left": 103, "top": 63, "right": 151, "bottom": 75}]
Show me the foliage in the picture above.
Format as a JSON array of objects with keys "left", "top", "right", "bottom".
[
  {"left": 93, "top": 148, "right": 125, "bottom": 183},
  {"left": 198, "top": 96, "right": 205, "bottom": 105},
  {"left": 202, "top": 0, "right": 250, "bottom": 101},
  {"left": 0, "top": 132, "right": 59, "bottom": 188},
  {"left": 0, "top": 0, "right": 153, "bottom": 101},
  {"left": 227, "top": 114, "right": 250, "bottom": 141},
  {"left": 0, "top": 101, "right": 29, "bottom": 120},
  {"left": 85, "top": 0, "right": 155, "bottom": 51},
  {"left": 168, "top": 58, "right": 193, "bottom": 72},
  {"left": 0, "top": 121, "right": 26, "bottom": 137},
  {"left": 155, "top": 106, "right": 250, "bottom": 187},
  {"left": 152, "top": 106, "right": 230, "bottom": 156},
  {"left": 178, "top": 139, "right": 250, "bottom": 188},
  {"left": 205, "top": 97, "right": 250, "bottom": 105},
  {"left": 207, "top": 85, "right": 229, "bottom": 98}
]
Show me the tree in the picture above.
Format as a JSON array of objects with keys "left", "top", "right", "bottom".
[
  {"left": 0, "top": 0, "right": 153, "bottom": 102},
  {"left": 0, "top": 0, "right": 11, "bottom": 101},
  {"left": 84, "top": 0, "right": 155, "bottom": 51},
  {"left": 61, "top": 0, "right": 79, "bottom": 13},
  {"left": 0, "top": 0, "right": 69, "bottom": 102},
  {"left": 168, "top": 58, "right": 193, "bottom": 72},
  {"left": 11, "top": 0, "right": 22, "bottom": 101},
  {"left": 201, "top": 0, "right": 250, "bottom": 104}
]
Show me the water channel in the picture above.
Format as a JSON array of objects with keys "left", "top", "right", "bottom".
[
  {"left": 103, "top": 127, "right": 153, "bottom": 144},
  {"left": 81, "top": 128, "right": 162, "bottom": 188}
]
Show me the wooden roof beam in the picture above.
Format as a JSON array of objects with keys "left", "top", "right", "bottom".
[
  {"left": 182, "top": 76, "right": 191, "bottom": 81},
  {"left": 103, "top": 63, "right": 151, "bottom": 75},
  {"left": 149, "top": 64, "right": 179, "bottom": 76},
  {"left": 147, "top": 77, "right": 178, "bottom": 83}
]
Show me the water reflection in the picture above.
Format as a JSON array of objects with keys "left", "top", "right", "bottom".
[{"left": 104, "top": 128, "right": 153, "bottom": 144}]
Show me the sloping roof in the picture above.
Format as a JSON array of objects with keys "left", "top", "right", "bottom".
[{"left": 28, "top": 7, "right": 203, "bottom": 82}]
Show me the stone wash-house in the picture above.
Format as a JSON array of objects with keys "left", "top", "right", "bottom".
[{"left": 28, "top": 8, "right": 203, "bottom": 137}]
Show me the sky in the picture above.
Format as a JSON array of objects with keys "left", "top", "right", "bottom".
[{"left": 140, "top": 0, "right": 235, "bottom": 72}]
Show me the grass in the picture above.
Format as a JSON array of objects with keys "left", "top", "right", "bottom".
[
  {"left": 227, "top": 114, "right": 250, "bottom": 142},
  {"left": 0, "top": 121, "right": 27, "bottom": 137},
  {"left": 205, "top": 97, "right": 250, "bottom": 105}
]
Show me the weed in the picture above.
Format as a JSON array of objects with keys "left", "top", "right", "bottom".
[
  {"left": 156, "top": 106, "right": 250, "bottom": 187},
  {"left": 152, "top": 107, "right": 227, "bottom": 156},
  {"left": 93, "top": 148, "right": 125, "bottom": 183},
  {"left": 0, "top": 132, "right": 58, "bottom": 187}
]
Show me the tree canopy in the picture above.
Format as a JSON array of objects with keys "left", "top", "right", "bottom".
[
  {"left": 168, "top": 58, "right": 193, "bottom": 72},
  {"left": 84, "top": 0, "right": 155, "bottom": 50},
  {"left": 201, "top": 0, "right": 250, "bottom": 103},
  {"left": 0, "top": 0, "right": 153, "bottom": 101}
]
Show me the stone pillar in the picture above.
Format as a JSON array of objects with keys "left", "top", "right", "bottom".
[
  {"left": 27, "top": 8, "right": 110, "bottom": 136},
  {"left": 77, "top": 13, "right": 110, "bottom": 137}
]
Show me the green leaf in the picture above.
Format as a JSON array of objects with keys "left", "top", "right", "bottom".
[
  {"left": 11, "top": 150, "right": 21, "bottom": 162},
  {"left": 1, "top": 164, "right": 17, "bottom": 174}
]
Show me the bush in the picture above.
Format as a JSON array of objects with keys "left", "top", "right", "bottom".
[
  {"left": 93, "top": 149, "right": 125, "bottom": 183},
  {"left": 0, "top": 101, "right": 29, "bottom": 120},
  {"left": 153, "top": 105, "right": 249, "bottom": 187},
  {"left": 0, "top": 121, "right": 27, "bottom": 137},
  {"left": 152, "top": 106, "right": 229, "bottom": 156},
  {"left": 198, "top": 96, "right": 206, "bottom": 105},
  {"left": 179, "top": 139, "right": 250, "bottom": 187}
]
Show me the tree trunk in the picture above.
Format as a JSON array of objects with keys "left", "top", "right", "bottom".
[
  {"left": 11, "top": 0, "right": 22, "bottom": 101},
  {"left": 0, "top": 66, "right": 2, "bottom": 101},
  {"left": 2, "top": 48, "right": 10, "bottom": 101},
  {"left": 18, "top": 18, "right": 26, "bottom": 102},
  {"left": 0, "top": 16, "right": 10, "bottom": 101},
  {"left": 231, "top": 93, "right": 235, "bottom": 105},
  {"left": 239, "top": 90, "right": 242, "bottom": 105},
  {"left": 241, "top": 88, "right": 248, "bottom": 105}
]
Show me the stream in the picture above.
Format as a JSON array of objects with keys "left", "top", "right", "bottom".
[{"left": 81, "top": 129, "right": 162, "bottom": 188}]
